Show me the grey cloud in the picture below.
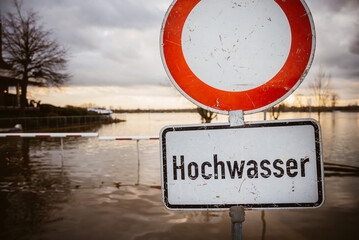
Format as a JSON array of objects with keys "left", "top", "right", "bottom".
[
  {"left": 308, "top": 0, "right": 359, "bottom": 12},
  {"left": 0, "top": 1, "right": 13, "bottom": 12},
  {"left": 76, "top": 0, "right": 162, "bottom": 29},
  {"left": 307, "top": 0, "right": 359, "bottom": 81},
  {"left": 326, "top": 0, "right": 359, "bottom": 11},
  {"left": 1, "top": 0, "right": 162, "bottom": 52},
  {"left": 102, "top": 47, "right": 141, "bottom": 63},
  {"left": 349, "top": 31, "right": 359, "bottom": 55},
  {"left": 318, "top": 52, "right": 359, "bottom": 79},
  {"left": 21, "top": 0, "right": 162, "bottom": 30}
]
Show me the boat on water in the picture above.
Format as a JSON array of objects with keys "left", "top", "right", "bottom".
[
  {"left": 0, "top": 124, "right": 22, "bottom": 133},
  {"left": 87, "top": 107, "right": 113, "bottom": 115}
]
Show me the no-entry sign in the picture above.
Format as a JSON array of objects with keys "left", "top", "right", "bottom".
[
  {"left": 160, "top": 0, "right": 315, "bottom": 114},
  {"left": 160, "top": 119, "right": 324, "bottom": 210}
]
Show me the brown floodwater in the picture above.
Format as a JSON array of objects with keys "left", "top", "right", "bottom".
[{"left": 0, "top": 112, "right": 358, "bottom": 239}]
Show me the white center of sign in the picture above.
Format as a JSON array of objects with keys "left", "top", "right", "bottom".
[{"left": 182, "top": 0, "right": 292, "bottom": 92}]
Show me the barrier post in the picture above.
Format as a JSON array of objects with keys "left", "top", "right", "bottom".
[
  {"left": 60, "top": 137, "right": 64, "bottom": 167},
  {"left": 136, "top": 139, "right": 140, "bottom": 185}
]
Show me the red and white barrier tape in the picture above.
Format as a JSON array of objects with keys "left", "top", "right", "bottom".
[
  {"left": 99, "top": 136, "right": 159, "bottom": 141},
  {"left": 0, "top": 133, "right": 159, "bottom": 140},
  {"left": 0, "top": 133, "right": 98, "bottom": 138}
]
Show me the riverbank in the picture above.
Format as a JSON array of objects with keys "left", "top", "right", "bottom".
[
  {"left": 0, "top": 115, "right": 124, "bottom": 131},
  {"left": 0, "top": 104, "right": 124, "bottom": 131}
]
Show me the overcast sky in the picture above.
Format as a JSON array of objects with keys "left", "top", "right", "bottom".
[{"left": 1, "top": 0, "right": 358, "bottom": 109}]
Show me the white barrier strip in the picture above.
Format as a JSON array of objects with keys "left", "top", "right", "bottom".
[
  {"left": 0, "top": 133, "right": 98, "bottom": 138},
  {"left": 99, "top": 136, "right": 159, "bottom": 141},
  {"left": 0, "top": 133, "right": 158, "bottom": 140}
]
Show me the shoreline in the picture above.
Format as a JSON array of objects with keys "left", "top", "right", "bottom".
[{"left": 0, "top": 115, "right": 124, "bottom": 131}]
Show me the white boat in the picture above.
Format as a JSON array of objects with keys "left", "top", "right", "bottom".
[
  {"left": 87, "top": 107, "right": 113, "bottom": 115},
  {"left": 0, "top": 124, "right": 22, "bottom": 133}
]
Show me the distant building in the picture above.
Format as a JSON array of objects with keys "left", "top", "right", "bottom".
[{"left": 0, "top": 48, "right": 21, "bottom": 107}]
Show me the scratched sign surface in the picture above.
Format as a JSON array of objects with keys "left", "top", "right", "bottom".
[
  {"left": 160, "top": 0, "right": 315, "bottom": 114},
  {"left": 160, "top": 119, "right": 324, "bottom": 210}
]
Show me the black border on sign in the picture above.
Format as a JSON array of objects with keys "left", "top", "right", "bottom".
[{"left": 160, "top": 120, "right": 324, "bottom": 210}]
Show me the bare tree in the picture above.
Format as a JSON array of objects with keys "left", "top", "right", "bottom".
[
  {"left": 293, "top": 94, "right": 305, "bottom": 108},
  {"left": 309, "top": 67, "right": 332, "bottom": 120},
  {"left": 331, "top": 93, "right": 339, "bottom": 111},
  {"left": 197, "top": 107, "right": 217, "bottom": 123},
  {"left": 270, "top": 104, "right": 284, "bottom": 120},
  {"left": 2, "top": 0, "right": 70, "bottom": 108}
]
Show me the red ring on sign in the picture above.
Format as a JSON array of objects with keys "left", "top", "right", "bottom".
[{"left": 161, "top": 0, "right": 314, "bottom": 113}]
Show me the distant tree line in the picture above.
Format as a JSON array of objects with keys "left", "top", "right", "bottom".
[
  {"left": 112, "top": 105, "right": 359, "bottom": 114},
  {"left": 0, "top": 104, "right": 100, "bottom": 118},
  {"left": 271, "top": 104, "right": 359, "bottom": 113},
  {"left": 112, "top": 108, "right": 199, "bottom": 113}
]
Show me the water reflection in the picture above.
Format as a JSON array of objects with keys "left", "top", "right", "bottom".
[
  {"left": 0, "top": 138, "right": 71, "bottom": 239},
  {"left": 261, "top": 210, "right": 266, "bottom": 240},
  {"left": 0, "top": 112, "right": 358, "bottom": 239},
  {"left": 320, "top": 112, "right": 359, "bottom": 166}
]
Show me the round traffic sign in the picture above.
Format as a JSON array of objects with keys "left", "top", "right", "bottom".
[{"left": 160, "top": 0, "right": 315, "bottom": 114}]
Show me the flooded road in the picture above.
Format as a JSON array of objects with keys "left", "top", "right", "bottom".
[{"left": 0, "top": 112, "right": 358, "bottom": 239}]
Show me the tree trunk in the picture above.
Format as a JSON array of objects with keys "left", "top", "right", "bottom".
[{"left": 20, "top": 74, "right": 28, "bottom": 109}]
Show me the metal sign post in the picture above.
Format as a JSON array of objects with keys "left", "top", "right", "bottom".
[
  {"left": 229, "top": 112, "right": 245, "bottom": 240},
  {"left": 230, "top": 206, "right": 245, "bottom": 240}
]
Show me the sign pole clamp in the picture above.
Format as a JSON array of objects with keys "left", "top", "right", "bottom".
[
  {"left": 229, "top": 110, "right": 245, "bottom": 127},
  {"left": 230, "top": 206, "right": 245, "bottom": 240}
]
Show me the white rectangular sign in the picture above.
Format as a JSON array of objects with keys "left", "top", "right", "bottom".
[{"left": 160, "top": 119, "right": 324, "bottom": 210}]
